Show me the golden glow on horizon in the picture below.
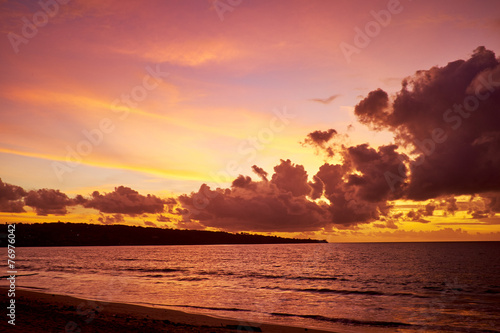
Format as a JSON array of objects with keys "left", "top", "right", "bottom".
[{"left": 1, "top": 0, "right": 499, "bottom": 241}]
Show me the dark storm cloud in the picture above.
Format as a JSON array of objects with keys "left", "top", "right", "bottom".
[
  {"left": 0, "top": 178, "right": 26, "bottom": 212},
  {"left": 84, "top": 186, "right": 165, "bottom": 216},
  {"left": 24, "top": 188, "right": 78, "bottom": 216},
  {"left": 354, "top": 46, "right": 500, "bottom": 201}
]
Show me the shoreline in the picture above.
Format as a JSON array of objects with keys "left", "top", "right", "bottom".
[{"left": 0, "top": 287, "right": 336, "bottom": 332}]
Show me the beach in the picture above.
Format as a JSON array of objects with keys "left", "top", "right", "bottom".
[{"left": 1, "top": 287, "right": 333, "bottom": 333}]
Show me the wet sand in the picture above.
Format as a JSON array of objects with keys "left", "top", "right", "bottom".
[{"left": 0, "top": 287, "right": 335, "bottom": 332}]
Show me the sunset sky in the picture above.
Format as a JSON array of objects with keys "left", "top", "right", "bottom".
[{"left": 1, "top": 0, "right": 500, "bottom": 242}]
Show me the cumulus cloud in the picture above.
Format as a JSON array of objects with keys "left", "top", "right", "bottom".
[
  {"left": 178, "top": 151, "right": 406, "bottom": 231},
  {"left": 354, "top": 46, "right": 500, "bottom": 201},
  {"left": 406, "top": 210, "right": 430, "bottom": 223},
  {"left": 312, "top": 144, "right": 406, "bottom": 227},
  {"left": 174, "top": 48, "right": 500, "bottom": 232},
  {"left": 0, "top": 179, "right": 176, "bottom": 219},
  {"left": 163, "top": 197, "right": 178, "bottom": 214},
  {"left": 0, "top": 178, "right": 26, "bottom": 213},
  {"left": 373, "top": 219, "right": 398, "bottom": 229},
  {"left": 301, "top": 129, "right": 338, "bottom": 157},
  {"left": 83, "top": 186, "right": 165, "bottom": 216},
  {"left": 342, "top": 144, "right": 407, "bottom": 202},
  {"left": 424, "top": 202, "right": 436, "bottom": 216},
  {"left": 98, "top": 213, "right": 124, "bottom": 225},
  {"left": 178, "top": 160, "right": 332, "bottom": 232},
  {"left": 144, "top": 221, "right": 157, "bottom": 227},
  {"left": 271, "top": 159, "right": 312, "bottom": 197},
  {"left": 483, "top": 192, "right": 500, "bottom": 213},
  {"left": 24, "top": 189, "right": 80, "bottom": 216},
  {"left": 354, "top": 89, "right": 390, "bottom": 131},
  {"left": 156, "top": 214, "right": 171, "bottom": 222},
  {"left": 466, "top": 193, "right": 500, "bottom": 218},
  {"left": 444, "top": 197, "right": 459, "bottom": 216},
  {"left": 232, "top": 175, "right": 254, "bottom": 189}
]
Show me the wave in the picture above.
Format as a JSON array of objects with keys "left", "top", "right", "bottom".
[
  {"left": 176, "top": 277, "right": 209, "bottom": 281},
  {"left": 139, "top": 302, "right": 252, "bottom": 313},
  {"left": 143, "top": 274, "right": 209, "bottom": 281},
  {"left": 269, "top": 313, "right": 500, "bottom": 332},
  {"left": 17, "top": 285, "right": 48, "bottom": 291},
  {"left": 271, "top": 312, "right": 413, "bottom": 328},
  {"left": 191, "top": 270, "right": 351, "bottom": 282},
  {"left": 123, "top": 268, "right": 186, "bottom": 273},
  {"left": 137, "top": 302, "right": 487, "bottom": 332},
  {"left": 484, "top": 289, "right": 500, "bottom": 294},
  {"left": 0, "top": 273, "right": 38, "bottom": 278},
  {"left": 260, "top": 286, "right": 426, "bottom": 298},
  {"left": 144, "top": 274, "right": 167, "bottom": 278},
  {"left": 300, "top": 288, "right": 386, "bottom": 296}
]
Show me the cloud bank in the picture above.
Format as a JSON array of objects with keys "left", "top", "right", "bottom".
[{"left": 1, "top": 47, "right": 499, "bottom": 234}]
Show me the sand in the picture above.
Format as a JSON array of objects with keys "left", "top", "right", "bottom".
[{"left": 0, "top": 287, "right": 335, "bottom": 332}]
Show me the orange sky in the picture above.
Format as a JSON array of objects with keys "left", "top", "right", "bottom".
[{"left": 1, "top": 0, "right": 500, "bottom": 242}]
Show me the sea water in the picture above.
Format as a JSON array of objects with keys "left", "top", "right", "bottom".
[{"left": 2, "top": 242, "right": 499, "bottom": 332}]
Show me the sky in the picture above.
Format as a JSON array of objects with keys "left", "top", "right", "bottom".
[{"left": 1, "top": 0, "right": 500, "bottom": 242}]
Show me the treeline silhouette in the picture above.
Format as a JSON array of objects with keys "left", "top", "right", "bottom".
[{"left": 3, "top": 223, "right": 327, "bottom": 247}]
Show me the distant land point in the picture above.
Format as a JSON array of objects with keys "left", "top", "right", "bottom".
[{"left": 1, "top": 223, "right": 327, "bottom": 247}]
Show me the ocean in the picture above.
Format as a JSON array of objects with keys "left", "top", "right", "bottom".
[{"left": 2, "top": 242, "right": 499, "bottom": 332}]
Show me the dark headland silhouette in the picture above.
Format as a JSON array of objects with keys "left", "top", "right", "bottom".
[{"left": 2, "top": 223, "right": 327, "bottom": 247}]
